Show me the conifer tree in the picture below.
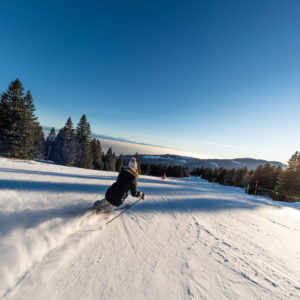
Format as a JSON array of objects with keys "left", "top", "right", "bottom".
[
  {"left": 134, "top": 152, "right": 142, "bottom": 174},
  {"left": 52, "top": 117, "right": 77, "bottom": 165},
  {"left": 216, "top": 168, "right": 227, "bottom": 185},
  {"left": 0, "top": 80, "right": 43, "bottom": 159},
  {"left": 112, "top": 151, "right": 116, "bottom": 171},
  {"left": 248, "top": 165, "right": 263, "bottom": 194},
  {"left": 224, "top": 169, "right": 236, "bottom": 186},
  {"left": 22, "top": 90, "right": 41, "bottom": 158},
  {"left": 104, "top": 147, "right": 116, "bottom": 171},
  {"left": 276, "top": 152, "right": 300, "bottom": 201},
  {"left": 0, "top": 91, "right": 13, "bottom": 153},
  {"left": 144, "top": 163, "right": 151, "bottom": 175},
  {"left": 0, "top": 80, "right": 25, "bottom": 156},
  {"left": 45, "top": 127, "right": 56, "bottom": 160},
  {"left": 33, "top": 123, "right": 45, "bottom": 159},
  {"left": 90, "top": 138, "right": 102, "bottom": 170},
  {"left": 102, "top": 151, "right": 105, "bottom": 166},
  {"left": 116, "top": 153, "right": 125, "bottom": 171},
  {"left": 233, "top": 167, "right": 249, "bottom": 187},
  {"left": 76, "top": 114, "right": 93, "bottom": 169}
]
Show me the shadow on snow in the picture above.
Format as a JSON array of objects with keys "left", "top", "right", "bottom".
[
  {"left": 0, "top": 179, "right": 107, "bottom": 193},
  {"left": 0, "top": 167, "right": 117, "bottom": 181},
  {"left": 0, "top": 202, "right": 91, "bottom": 237},
  {"left": 131, "top": 197, "right": 260, "bottom": 214}
]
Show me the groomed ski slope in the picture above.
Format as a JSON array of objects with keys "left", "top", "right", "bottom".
[{"left": 0, "top": 158, "right": 299, "bottom": 300}]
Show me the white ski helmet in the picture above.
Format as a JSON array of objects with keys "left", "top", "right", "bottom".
[{"left": 128, "top": 157, "right": 137, "bottom": 170}]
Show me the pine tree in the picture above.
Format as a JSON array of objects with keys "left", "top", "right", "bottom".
[
  {"left": 104, "top": 147, "right": 116, "bottom": 171},
  {"left": 276, "top": 152, "right": 300, "bottom": 202},
  {"left": 0, "top": 79, "right": 25, "bottom": 157},
  {"left": 224, "top": 169, "right": 236, "bottom": 186},
  {"left": 0, "top": 92, "right": 12, "bottom": 153},
  {"left": 52, "top": 117, "right": 77, "bottom": 166},
  {"left": 112, "top": 151, "right": 116, "bottom": 171},
  {"left": 90, "top": 138, "right": 102, "bottom": 170},
  {"left": 33, "top": 123, "right": 45, "bottom": 159},
  {"left": 116, "top": 153, "right": 124, "bottom": 171},
  {"left": 0, "top": 80, "right": 42, "bottom": 159},
  {"left": 134, "top": 152, "right": 142, "bottom": 174},
  {"left": 248, "top": 165, "right": 264, "bottom": 194},
  {"left": 216, "top": 168, "right": 227, "bottom": 185},
  {"left": 76, "top": 114, "right": 93, "bottom": 169},
  {"left": 45, "top": 127, "right": 56, "bottom": 160},
  {"left": 145, "top": 163, "right": 151, "bottom": 175},
  {"left": 270, "top": 166, "right": 282, "bottom": 189},
  {"left": 233, "top": 167, "right": 249, "bottom": 187},
  {"left": 141, "top": 163, "right": 151, "bottom": 175},
  {"left": 22, "top": 90, "right": 41, "bottom": 159}
]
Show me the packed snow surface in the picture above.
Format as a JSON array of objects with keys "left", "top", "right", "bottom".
[{"left": 0, "top": 158, "right": 299, "bottom": 300}]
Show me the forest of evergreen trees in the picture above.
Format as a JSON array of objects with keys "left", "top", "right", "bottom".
[
  {"left": 191, "top": 154, "right": 300, "bottom": 203},
  {"left": 41, "top": 115, "right": 127, "bottom": 172},
  {"left": 140, "top": 163, "right": 189, "bottom": 178}
]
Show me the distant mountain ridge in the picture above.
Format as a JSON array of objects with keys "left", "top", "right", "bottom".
[
  {"left": 42, "top": 126, "right": 285, "bottom": 170},
  {"left": 123, "top": 154, "right": 285, "bottom": 171}
]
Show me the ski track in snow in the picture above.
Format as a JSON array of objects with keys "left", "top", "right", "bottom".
[{"left": 0, "top": 158, "right": 299, "bottom": 299}]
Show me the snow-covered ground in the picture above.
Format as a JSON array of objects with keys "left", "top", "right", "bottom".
[{"left": 0, "top": 158, "right": 299, "bottom": 300}]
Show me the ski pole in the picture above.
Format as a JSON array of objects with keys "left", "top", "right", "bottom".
[{"left": 103, "top": 197, "right": 143, "bottom": 227}]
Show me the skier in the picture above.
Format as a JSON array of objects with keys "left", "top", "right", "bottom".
[{"left": 93, "top": 157, "right": 145, "bottom": 212}]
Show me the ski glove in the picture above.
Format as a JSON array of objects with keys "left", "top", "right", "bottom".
[{"left": 137, "top": 191, "right": 146, "bottom": 200}]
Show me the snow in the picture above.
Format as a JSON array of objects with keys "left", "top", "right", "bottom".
[
  {"left": 232, "top": 160, "right": 242, "bottom": 165},
  {"left": 0, "top": 158, "right": 300, "bottom": 299},
  {"left": 210, "top": 162, "right": 219, "bottom": 168},
  {"left": 143, "top": 155, "right": 162, "bottom": 159},
  {"left": 143, "top": 156, "right": 187, "bottom": 164}
]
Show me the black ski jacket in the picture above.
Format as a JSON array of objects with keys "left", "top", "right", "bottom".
[{"left": 105, "top": 167, "right": 139, "bottom": 207}]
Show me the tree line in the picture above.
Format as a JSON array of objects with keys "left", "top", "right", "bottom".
[
  {"left": 191, "top": 153, "right": 300, "bottom": 202},
  {"left": 140, "top": 163, "right": 189, "bottom": 178},
  {"left": 45, "top": 117, "right": 126, "bottom": 171}
]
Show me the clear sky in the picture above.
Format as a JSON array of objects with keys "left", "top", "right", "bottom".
[{"left": 0, "top": 0, "right": 299, "bottom": 163}]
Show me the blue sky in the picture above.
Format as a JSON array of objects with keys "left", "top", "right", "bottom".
[{"left": 0, "top": 0, "right": 299, "bottom": 163}]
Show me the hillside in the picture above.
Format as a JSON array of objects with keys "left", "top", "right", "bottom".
[
  {"left": 124, "top": 154, "right": 285, "bottom": 171},
  {"left": 0, "top": 158, "right": 299, "bottom": 300}
]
